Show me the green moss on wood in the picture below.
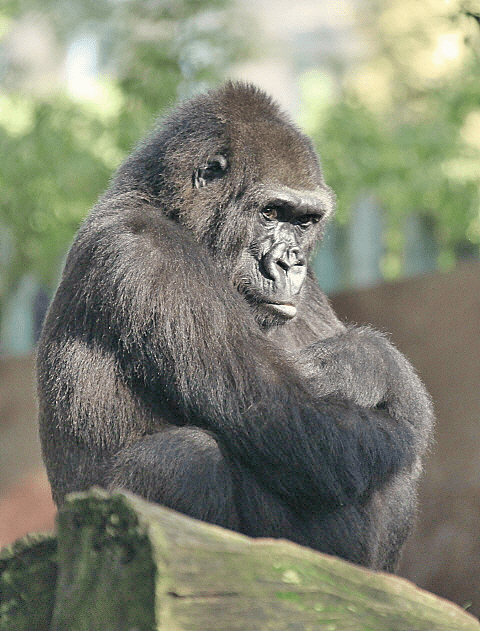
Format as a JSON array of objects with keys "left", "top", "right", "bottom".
[
  {"left": 51, "top": 490, "right": 156, "bottom": 631},
  {"left": 0, "top": 534, "right": 57, "bottom": 631}
]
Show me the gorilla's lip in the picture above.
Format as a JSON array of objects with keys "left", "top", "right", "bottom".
[
  {"left": 240, "top": 287, "right": 298, "bottom": 319},
  {"left": 264, "top": 302, "right": 297, "bottom": 319}
]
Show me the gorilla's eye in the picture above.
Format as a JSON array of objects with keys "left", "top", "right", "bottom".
[
  {"left": 194, "top": 154, "right": 228, "bottom": 189},
  {"left": 295, "top": 214, "right": 321, "bottom": 229},
  {"left": 207, "top": 154, "right": 228, "bottom": 175},
  {"left": 262, "top": 206, "right": 279, "bottom": 221}
]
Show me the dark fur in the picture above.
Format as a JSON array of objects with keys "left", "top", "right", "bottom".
[{"left": 37, "top": 83, "right": 433, "bottom": 571}]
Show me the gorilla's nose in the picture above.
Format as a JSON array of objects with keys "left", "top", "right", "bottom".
[
  {"left": 276, "top": 246, "right": 306, "bottom": 271},
  {"left": 262, "top": 242, "right": 306, "bottom": 288}
]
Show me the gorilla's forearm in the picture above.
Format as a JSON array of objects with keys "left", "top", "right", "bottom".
[
  {"left": 220, "top": 396, "right": 418, "bottom": 509},
  {"left": 298, "top": 326, "right": 434, "bottom": 455}
]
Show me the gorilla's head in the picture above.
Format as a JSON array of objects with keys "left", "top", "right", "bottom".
[{"left": 112, "top": 82, "right": 336, "bottom": 327}]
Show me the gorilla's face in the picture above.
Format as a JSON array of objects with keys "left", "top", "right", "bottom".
[
  {"left": 233, "top": 182, "right": 335, "bottom": 326},
  {"left": 190, "top": 116, "right": 336, "bottom": 327}
]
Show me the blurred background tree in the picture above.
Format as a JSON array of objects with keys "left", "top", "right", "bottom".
[
  {"left": 0, "top": 0, "right": 479, "bottom": 352},
  {"left": 0, "top": 0, "right": 252, "bottom": 340},
  {"left": 308, "top": 0, "right": 480, "bottom": 280}
]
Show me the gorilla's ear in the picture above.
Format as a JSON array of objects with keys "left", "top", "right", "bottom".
[{"left": 194, "top": 154, "right": 228, "bottom": 189}]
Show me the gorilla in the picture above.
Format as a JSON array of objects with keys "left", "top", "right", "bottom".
[{"left": 37, "top": 82, "right": 433, "bottom": 571}]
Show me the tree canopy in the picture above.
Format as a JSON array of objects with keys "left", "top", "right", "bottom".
[
  {"left": 307, "top": 0, "right": 480, "bottom": 277},
  {"left": 1, "top": 0, "right": 479, "bottom": 310},
  {"left": 0, "top": 0, "right": 251, "bottom": 312}
]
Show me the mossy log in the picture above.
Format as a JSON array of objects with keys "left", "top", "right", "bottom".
[{"left": 1, "top": 489, "right": 479, "bottom": 631}]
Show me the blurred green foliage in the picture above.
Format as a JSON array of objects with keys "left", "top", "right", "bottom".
[
  {"left": 308, "top": 0, "right": 480, "bottom": 277},
  {"left": 1, "top": 0, "right": 480, "bottom": 311},
  {"left": 0, "top": 0, "right": 251, "bottom": 311}
]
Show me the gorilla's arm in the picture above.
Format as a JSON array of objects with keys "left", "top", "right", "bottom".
[
  {"left": 55, "top": 201, "right": 424, "bottom": 509},
  {"left": 298, "top": 325, "right": 433, "bottom": 455}
]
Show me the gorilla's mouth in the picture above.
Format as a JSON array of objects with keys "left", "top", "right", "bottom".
[
  {"left": 264, "top": 302, "right": 297, "bottom": 319},
  {"left": 236, "top": 282, "right": 298, "bottom": 321}
]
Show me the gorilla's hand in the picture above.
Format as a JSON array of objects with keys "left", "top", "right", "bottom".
[{"left": 299, "top": 326, "right": 433, "bottom": 452}]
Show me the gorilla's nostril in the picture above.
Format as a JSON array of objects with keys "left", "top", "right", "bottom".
[
  {"left": 278, "top": 248, "right": 306, "bottom": 270},
  {"left": 276, "top": 259, "right": 290, "bottom": 272}
]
